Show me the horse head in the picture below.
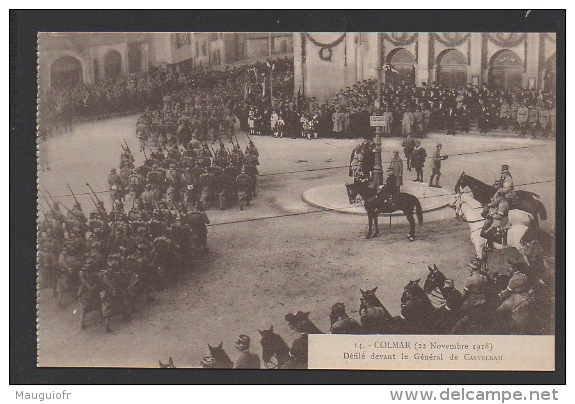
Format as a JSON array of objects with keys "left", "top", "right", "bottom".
[
  {"left": 454, "top": 171, "right": 466, "bottom": 193},
  {"left": 207, "top": 341, "right": 233, "bottom": 368},
  {"left": 345, "top": 183, "right": 358, "bottom": 204},
  {"left": 359, "top": 287, "right": 381, "bottom": 312},
  {"left": 423, "top": 264, "right": 447, "bottom": 294},
  {"left": 159, "top": 357, "right": 176, "bottom": 368}
]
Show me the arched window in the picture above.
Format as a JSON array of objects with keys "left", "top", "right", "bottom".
[
  {"left": 488, "top": 50, "right": 523, "bottom": 90},
  {"left": 104, "top": 50, "right": 122, "bottom": 79},
  {"left": 385, "top": 48, "right": 415, "bottom": 86},
  {"left": 50, "top": 56, "right": 83, "bottom": 89},
  {"left": 436, "top": 49, "right": 467, "bottom": 88}
]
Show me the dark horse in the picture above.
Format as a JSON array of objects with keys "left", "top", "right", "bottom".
[
  {"left": 346, "top": 181, "right": 423, "bottom": 240},
  {"left": 258, "top": 326, "right": 291, "bottom": 369},
  {"left": 203, "top": 342, "right": 234, "bottom": 368},
  {"left": 399, "top": 279, "right": 438, "bottom": 334},
  {"left": 454, "top": 172, "right": 547, "bottom": 226}
]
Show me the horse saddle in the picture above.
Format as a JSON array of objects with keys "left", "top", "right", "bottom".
[{"left": 490, "top": 227, "right": 509, "bottom": 246}]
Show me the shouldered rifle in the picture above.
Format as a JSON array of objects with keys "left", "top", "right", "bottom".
[
  {"left": 66, "top": 183, "right": 81, "bottom": 207},
  {"left": 86, "top": 182, "right": 106, "bottom": 215},
  {"left": 124, "top": 138, "right": 132, "bottom": 154}
]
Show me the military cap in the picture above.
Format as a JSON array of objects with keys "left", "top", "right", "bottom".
[
  {"left": 285, "top": 311, "right": 310, "bottom": 325},
  {"left": 444, "top": 279, "right": 455, "bottom": 289},
  {"left": 501, "top": 165, "right": 509, "bottom": 172},
  {"left": 467, "top": 258, "right": 482, "bottom": 270},
  {"left": 200, "top": 356, "right": 216, "bottom": 367},
  {"left": 235, "top": 335, "right": 251, "bottom": 347}
]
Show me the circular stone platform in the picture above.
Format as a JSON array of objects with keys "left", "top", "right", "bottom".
[{"left": 302, "top": 181, "right": 454, "bottom": 216}]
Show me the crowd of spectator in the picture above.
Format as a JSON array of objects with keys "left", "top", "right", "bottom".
[{"left": 39, "top": 56, "right": 556, "bottom": 141}]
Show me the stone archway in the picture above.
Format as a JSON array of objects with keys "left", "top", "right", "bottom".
[
  {"left": 436, "top": 49, "right": 467, "bottom": 88},
  {"left": 385, "top": 48, "right": 415, "bottom": 86},
  {"left": 488, "top": 50, "right": 523, "bottom": 90},
  {"left": 104, "top": 50, "right": 122, "bottom": 79},
  {"left": 544, "top": 53, "right": 556, "bottom": 93},
  {"left": 50, "top": 55, "right": 83, "bottom": 89}
]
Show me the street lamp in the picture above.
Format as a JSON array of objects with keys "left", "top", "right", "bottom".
[{"left": 373, "top": 65, "right": 384, "bottom": 189}]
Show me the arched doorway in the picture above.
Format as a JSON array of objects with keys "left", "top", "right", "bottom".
[
  {"left": 385, "top": 48, "right": 415, "bottom": 86},
  {"left": 544, "top": 53, "right": 556, "bottom": 93},
  {"left": 128, "top": 44, "right": 142, "bottom": 74},
  {"left": 104, "top": 50, "right": 122, "bottom": 79},
  {"left": 50, "top": 56, "right": 82, "bottom": 89},
  {"left": 436, "top": 49, "right": 467, "bottom": 88},
  {"left": 488, "top": 50, "right": 523, "bottom": 90}
]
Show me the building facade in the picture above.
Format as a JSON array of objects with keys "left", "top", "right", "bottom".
[
  {"left": 38, "top": 32, "right": 294, "bottom": 91},
  {"left": 293, "top": 32, "right": 557, "bottom": 102}
]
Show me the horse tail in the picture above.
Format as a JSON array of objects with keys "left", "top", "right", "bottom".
[
  {"left": 414, "top": 198, "right": 423, "bottom": 224},
  {"left": 535, "top": 199, "right": 547, "bottom": 221}
]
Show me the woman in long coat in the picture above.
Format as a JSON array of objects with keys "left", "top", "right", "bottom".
[
  {"left": 388, "top": 150, "right": 404, "bottom": 187},
  {"left": 402, "top": 109, "right": 414, "bottom": 136}
]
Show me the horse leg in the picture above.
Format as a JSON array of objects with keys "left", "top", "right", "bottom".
[
  {"left": 80, "top": 308, "right": 86, "bottom": 330},
  {"left": 104, "top": 317, "right": 112, "bottom": 333},
  {"left": 373, "top": 213, "right": 379, "bottom": 237},
  {"left": 405, "top": 212, "right": 415, "bottom": 241},
  {"left": 366, "top": 212, "right": 372, "bottom": 239}
]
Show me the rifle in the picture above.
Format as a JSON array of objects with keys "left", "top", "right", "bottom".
[
  {"left": 39, "top": 191, "right": 57, "bottom": 217},
  {"left": 85, "top": 182, "right": 106, "bottom": 216},
  {"left": 66, "top": 183, "right": 81, "bottom": 207},
  {"left": 143, "top": 148, "right": 148, "bottom": 160},
  {"left": 124, "top": 138, "right": 132, "bottom": 155},
  {"left": 244, "top": 131, "right": 253, "bottom": 144},
  {"left": 170, "top": 194, "right": 186, "bottom": 220},
  {"left": 233, "top": 134, "right": 242, "bottom": 148}
]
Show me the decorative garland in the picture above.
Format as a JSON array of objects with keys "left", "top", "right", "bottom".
[
  {"left": 382, "top": 32, "right": 418, "bottom": 47},
  {"left": 431, "top": 33, "right": 471, "bottom": 47},
  {"left": 486, "top": 33, "right": 526, "bottom": 48},
  {"left": 303, "top": 33, "right": 347, "bottom": 62}
]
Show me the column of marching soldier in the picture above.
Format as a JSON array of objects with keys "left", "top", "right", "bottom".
[{"left": 38, "top": 136, "right": 260, "bottom": 332}]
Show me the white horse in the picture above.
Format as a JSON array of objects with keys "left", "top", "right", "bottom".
[{"left": 451, "top": 192, "right": 533, "bottom": 264}]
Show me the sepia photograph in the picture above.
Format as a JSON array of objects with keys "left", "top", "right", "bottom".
[{"left": 35, "top": 28, "right": 558, "bottom": 371}]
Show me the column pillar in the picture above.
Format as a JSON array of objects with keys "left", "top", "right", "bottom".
[
  {"left": 416, "top": 32, "right": 430, "bottom": 86},
  {"left": 525, "top": 33, "right": 540, "bottom": 89},
  {"left": 468, "top": 33, "right": 482, "bottom": 85},
  {"left": 293, "top": 33, "right": 304, "bottom": 97}
]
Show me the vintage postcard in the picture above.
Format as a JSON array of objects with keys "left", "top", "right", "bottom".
[{"left": 36, "top": 31, "right": 557, "bottom": 370}]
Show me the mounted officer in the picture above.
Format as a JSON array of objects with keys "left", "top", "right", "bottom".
[
  {"left": 480, "top": 185, "right": 509, "bottom": 248},
  {"left": 497, "top": 164, "right": 516, "bottom": 205},
  {"left": 377, "top": 167, "right": 400, "bottom": 210}
]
